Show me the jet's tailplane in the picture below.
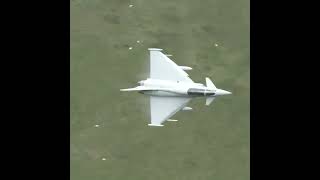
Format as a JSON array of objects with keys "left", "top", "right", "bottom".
[{"left": 205, "top": 77, "right": 217, "bottom": 90}]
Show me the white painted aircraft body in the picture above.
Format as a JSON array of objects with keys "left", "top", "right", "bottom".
[{"left": 121, "top": 48, "right": 231, "bottom": 127}]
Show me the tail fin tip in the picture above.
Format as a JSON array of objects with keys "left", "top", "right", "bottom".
[{"left": 206, "top": 97, "right": 215, "bottom": 106}]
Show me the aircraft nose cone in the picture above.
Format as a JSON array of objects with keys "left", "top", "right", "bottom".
[{"left": 216, "top": 89, "right": 232, "bottom": 95}]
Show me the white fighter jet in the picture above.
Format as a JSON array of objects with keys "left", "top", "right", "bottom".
[{"left": 120, "top": 48, "right": 232, "bottom": 127}]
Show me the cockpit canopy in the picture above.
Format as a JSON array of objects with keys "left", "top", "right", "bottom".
[{"left": 138, "top": 80, "right": 145, "bottom": 86}]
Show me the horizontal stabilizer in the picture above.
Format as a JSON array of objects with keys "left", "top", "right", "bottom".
[{"left": 167, "top": 119, "right": 178, "bottom": 122}]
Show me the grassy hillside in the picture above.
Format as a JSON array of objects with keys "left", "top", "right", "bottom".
[{"left": 71, "top": 0, "right": 249, "bottom": 179}]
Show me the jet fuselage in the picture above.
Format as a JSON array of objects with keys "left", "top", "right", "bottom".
[{"left": 137, "top": 78, "right": 231, "bottom": 97}]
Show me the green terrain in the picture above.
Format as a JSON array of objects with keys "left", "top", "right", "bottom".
[{"left": 71, "top": 0, "right": 249, "bottom": 179}]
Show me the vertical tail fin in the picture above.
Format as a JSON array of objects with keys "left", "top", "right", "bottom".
[
  {"left": 206, "top": 97, "right": 215, "bottom": 106},
  {"left": 205, "top": 77, "right": 217, "bottom": 106},
  {"left": 205, "top": 77, "right": 217, "bottom": 90}
]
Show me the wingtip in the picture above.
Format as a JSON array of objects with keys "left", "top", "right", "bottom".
[
  {"left": 148, "top": 48, "right": 163, "bottom": 51},
  {"left": 148, "top": 124, "right": 164, "bottom": 127}
]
